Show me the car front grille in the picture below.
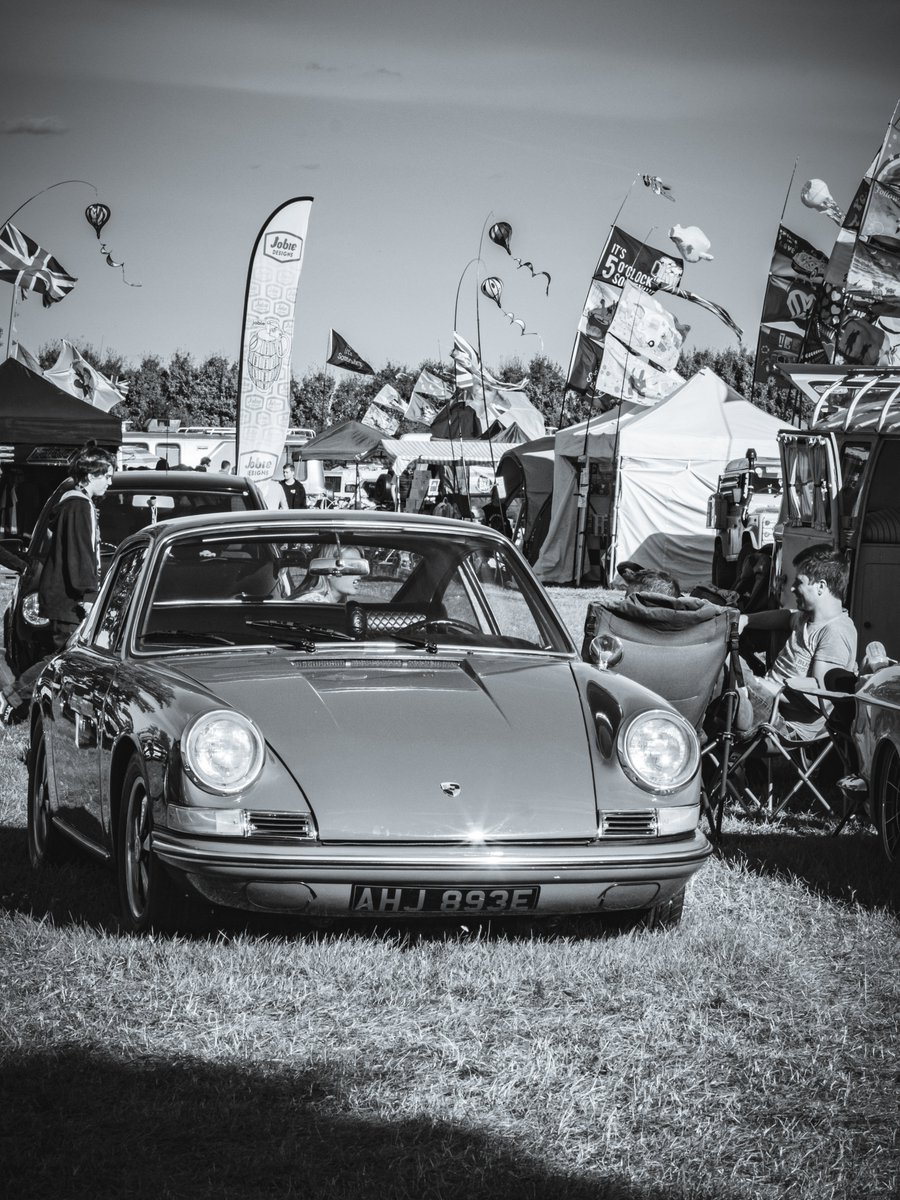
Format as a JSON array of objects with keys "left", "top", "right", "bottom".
[
  {"left": 600, "top": 810, "right": 658, "bottom": 838},
  {"left": 246, "top": 811, "right": 316, "bottom": 840}
]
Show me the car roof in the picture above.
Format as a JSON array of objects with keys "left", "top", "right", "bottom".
[
  {"left": 106, "top": 469, "right": 257, "bottom": 492},
  {"left": 125, "top": 507, "right": 509, "bottom": 548}
]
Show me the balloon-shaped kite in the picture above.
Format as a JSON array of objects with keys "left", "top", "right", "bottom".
[
  {"left": 487, "top": 219, "right": 551, "bottom": 294},
  {"left": 480, "top": 276, "right": 503, "bottom": 307},
  {"left": 669, "top": 224, "right": 714, "bottom": 263},
  {"left": 84, "top": 202, "right": 142, "bottom": 287},
  {"left": 800, "top": 178, "right": 845, "bottom": 225},
  {"left": 85, "top": 203, "right": 110, "bottom": 238},
  {"left": 479, "top": 276, "right": 540, "bottom": 338},
  {"left": 488, "top": 222, "right": 512, "bottom": 254},
  {"left": 642, "top": 175, "right": 675, "bottom": 202}
]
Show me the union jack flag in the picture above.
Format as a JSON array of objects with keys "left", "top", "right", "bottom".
[{"left": 0, "top": 222, "right": 77, "bottom": 306}]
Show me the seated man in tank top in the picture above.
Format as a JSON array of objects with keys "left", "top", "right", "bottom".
[{"left": 735, "top": 544, "right": 857, "bottom": 741}]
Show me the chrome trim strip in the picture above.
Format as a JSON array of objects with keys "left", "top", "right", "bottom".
[{"left": 152, "top": 831, "right": 712, "bottom": 872}]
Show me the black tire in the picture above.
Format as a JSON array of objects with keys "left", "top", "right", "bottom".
[
  {"left": 876, "top": 743, "right": 900, "bottom": 863},
  {"left": 117, "top": 757, "right": 182, "bottom": 933},
  {"left": 27, "top": 722, "right": 68, "bottom": 867},
  {"left": 607, "top": 886, "right": 686, "bottom": 932},
  {"left": 636, "top": 886, "right": 685, "bottom": 930}
]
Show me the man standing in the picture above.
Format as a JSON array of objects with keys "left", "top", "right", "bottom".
[
  {"left": 279, "top": 461, "right": 307, "bottom": 509},
  {"left": 37, "top": 450, "right": 114, "bottom": 650}
]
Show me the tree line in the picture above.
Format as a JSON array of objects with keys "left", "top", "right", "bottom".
[{"left": 37, "top": 342, "right": 804, "bottom": 435}]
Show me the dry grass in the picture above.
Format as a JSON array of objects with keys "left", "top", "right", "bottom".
[{"left": 0, "top": 579, "right": 898, "bottom": 1199}]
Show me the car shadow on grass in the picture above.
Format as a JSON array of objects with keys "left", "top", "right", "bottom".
[
  {"left": 718, "top": 817, "right": 900, "bottom": 914},
  {"left": 0, "top": 1046, "right": 735, "bottom": 1200}
]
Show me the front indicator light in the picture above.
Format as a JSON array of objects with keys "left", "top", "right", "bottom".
[
  {"left": 166, "top": 805, "right": 248, "bottom": 836},
  {"left": 617, "top": 709, "right": 700, "bottom": 795},
  {"left": 182, "top": 710, "right": 265, "bottom": 794},
  {"left": 656, "top": 804, "right": 701, "bottom": 835}
]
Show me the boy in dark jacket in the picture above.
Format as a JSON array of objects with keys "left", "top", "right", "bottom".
[{"left": 38, "top": 450, "right": 114, "bottom": 648}]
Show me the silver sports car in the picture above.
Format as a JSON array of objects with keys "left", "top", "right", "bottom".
[{"left": 26, "top": 510, "right": 712, "bottom": 931}]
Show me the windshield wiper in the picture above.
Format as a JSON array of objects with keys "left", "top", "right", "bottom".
[
  {"left": 244, "top": 618, "right": 355, "bottom": 653},
  {"left": 245, "top": 618, "right": 438, "bottom": 655},
  {"left": 142, "top": 630, "right": 236, "bottom": 647}
]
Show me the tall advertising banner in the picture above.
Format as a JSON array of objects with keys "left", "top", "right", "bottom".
[
  {"left": 565, "top": 226, "right": 684, "bottom": 395},
  {"left": 235, "top": 197, "right": 313, "bottom": 482}
]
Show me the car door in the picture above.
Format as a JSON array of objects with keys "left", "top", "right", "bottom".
[{"left": 47, "top": 547, "right": 146, "bottom": 848}]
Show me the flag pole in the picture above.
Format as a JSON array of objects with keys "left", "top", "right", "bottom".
[
  {"left": 2, "top": 179, "right": 97, "bottom": 359},
  {"left": 474, "top": 213, "right": 497, "bottom": 478}
]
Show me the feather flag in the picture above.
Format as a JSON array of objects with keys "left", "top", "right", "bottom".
[
  {"left": 235, "top": 197, "right": 313, "bottom": 482},
  {"left": 0, "top": 222, "right": 77, "bottom": 306}
]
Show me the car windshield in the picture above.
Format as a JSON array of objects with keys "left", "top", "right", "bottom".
[
  {"left": 97, "top": 487, "right": 255, "bottom": 545},
  {"left": 135, "top": 529, "right": 572, "bottom": 655}
]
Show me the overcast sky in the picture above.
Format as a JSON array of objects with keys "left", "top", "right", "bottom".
[{"left": 1, "top": 0, "right": 898, "bottom": 380}]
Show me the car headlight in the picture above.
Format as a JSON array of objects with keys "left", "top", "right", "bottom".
[
  {"left": 182, "top": 710, "right": 265, "bottom": 794},
  {"left": 617, "top": 709, "right": 699, "bottom": 795},
  {"left": 23, "top": 593, "right": 49, "bottom": 627}
]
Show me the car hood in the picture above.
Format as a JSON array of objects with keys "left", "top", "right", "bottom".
[{"left": 177, "top": 653, "right": 599, "bottom": 840}]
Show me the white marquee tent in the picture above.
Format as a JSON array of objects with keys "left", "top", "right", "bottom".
[{"left": 533, "top": 369, "right": 787, "bottom": 590}]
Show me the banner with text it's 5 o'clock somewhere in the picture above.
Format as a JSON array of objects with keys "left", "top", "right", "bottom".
[{"left": 235, "top": 197, "right": 313, "bottom": 482}]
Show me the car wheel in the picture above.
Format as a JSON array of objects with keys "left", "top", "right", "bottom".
[
  {"left": 876, "top": 743, "right": 900, "bottom": 863},
  {"left": 27, "top": 722, "right": 68, "bottom": 867},
  {"left": 605, "top": 886, "right": 686, "bottom": 933},
  {"left": 117, "top": 758, "right": 181, "bottom": 933},
  {"left": 637, "top": 886, "right": 685, "bottom": 929}
]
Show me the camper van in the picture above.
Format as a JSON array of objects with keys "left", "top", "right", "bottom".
[
  {"left": 122, "top": 425, "right": 315, "bottom": 470},
  {"left": 706, "top": 449, "right": 782, "bottom": 588},
  {"left": 775, "top": 364, "right": 900, "bottom": 656}
]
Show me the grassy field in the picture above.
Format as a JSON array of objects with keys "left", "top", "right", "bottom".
[{"left": 0, "top": 580, "right": 898, "bottom": 1199}]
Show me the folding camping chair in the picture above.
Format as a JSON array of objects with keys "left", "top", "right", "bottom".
[
  {"left": 708, "top": 671, "right": 861, "bottom": 831},
  {"left": 582, "top": 592, "right": 743, "bottom": 840}
]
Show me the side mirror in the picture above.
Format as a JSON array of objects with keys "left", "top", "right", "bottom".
[{"left": 590, "top": 632, "right": 623, "bottom": 671}]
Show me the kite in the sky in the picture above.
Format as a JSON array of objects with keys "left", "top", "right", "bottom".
[
  {"left": 84, "top": 203, "right": 142, "bottom": 286},
  {"left": 479, "top": 276, "right": 540, "bottom": 337},
  {"left": 488, "top": 220, "right": 551, "bottom": 294},
  {"left": 642, "top": 175, "right": 676, "bottom": 202},
  {"left": 669, "top": 224, "right": 714, "bottom": 262},
  {"left": 800, "top": 179, "right": 845, "bottom": 225}
]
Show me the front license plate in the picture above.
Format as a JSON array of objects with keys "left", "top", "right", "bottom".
[{"left": 350, "top": 885, "right": 540, "bottom": 914}]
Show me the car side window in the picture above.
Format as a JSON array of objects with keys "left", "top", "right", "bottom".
[{"left": 91, "top": 547, "right": 147, "bottom": 653}]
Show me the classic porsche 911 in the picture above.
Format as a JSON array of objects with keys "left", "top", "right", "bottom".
[{"left": 26, "top": 510, "right": 712, "bottom": 932}]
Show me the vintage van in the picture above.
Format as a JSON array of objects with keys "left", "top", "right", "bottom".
[{"left": 775, "top": 364, "right": 900, "bottom": 657}]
